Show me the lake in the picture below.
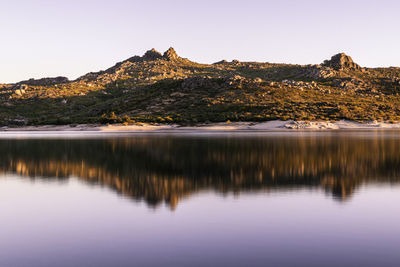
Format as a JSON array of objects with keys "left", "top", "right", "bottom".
[{"left": 0, "top": 131, "right": 400, "bottom": 267}]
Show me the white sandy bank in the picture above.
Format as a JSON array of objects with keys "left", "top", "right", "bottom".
[{"left": 2, "top": 120, "right": 400, "bottom": 132}]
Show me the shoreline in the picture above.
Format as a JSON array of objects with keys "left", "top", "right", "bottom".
[{"left": 2, "top": 120, "right": 400, "bottom": 132}]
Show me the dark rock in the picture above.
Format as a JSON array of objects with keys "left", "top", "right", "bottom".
[
  {"left": 13, "top": 84, "right": 29, "bottom": 90},
  {"left": 163, "top": 47, "right": 180, "bottom": 61},
  {"left": 213, "top": 60, "right": 228, "bottom": 65},
  {"left": 126, "top": 49, "right": 162, "bottom": 63},
  {"left": 322, "top": 53, "right": 362, "bottom": 71},
  {"left": 142, "top": 49, "right": 163, "bottom": 61},
  {"left": 17, "top": 77, "right": 69, "bottom": 86}
]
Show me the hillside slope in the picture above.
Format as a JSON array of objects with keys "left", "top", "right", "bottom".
[{"left": 1, "top": 48, "right": 400, "bottom": 126}]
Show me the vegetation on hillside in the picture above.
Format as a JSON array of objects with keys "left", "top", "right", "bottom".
[{"left": 1, "top": 48, "right": 400, "bottom": 126}]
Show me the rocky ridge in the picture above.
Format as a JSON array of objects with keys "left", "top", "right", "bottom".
[{"left": 17, "top": 76, "right": 70, "bottom": 86}]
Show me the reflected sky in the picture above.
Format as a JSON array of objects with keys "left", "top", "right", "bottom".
[
  {"left": 1, "top": 132, "right": 400, "bottom": 266},
  {"left": 0, "top": 177, "right": 399, "bottom": 267}
]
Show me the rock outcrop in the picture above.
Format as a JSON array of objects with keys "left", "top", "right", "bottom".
[
  {"left": 303, "top": 65, "right": 336, "bottom": 79},
  {"left": 126, "top": 47, "right": 181, "bottom": 62},
  {"left": 163, "top": 47, "right": 180, "bottom": 61},
  {"left": 213, "top": 60, "right": 228, "bottom": 65},
  {"left": 322, "top": 53, "right": 362, "bottom": 71},
  {"left": 126, "top": 49, "right": 163, "bottom": 63},
  {"left": 142, "top": 48, "right": 163, "bottom": 61},
  {"left": 17, "top": 77, "right": 69, "bottom": 86}
]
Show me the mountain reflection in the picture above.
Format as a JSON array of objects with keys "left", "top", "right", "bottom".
[{"left": 1, "top": 133, "right": 400, "bottom": 209}]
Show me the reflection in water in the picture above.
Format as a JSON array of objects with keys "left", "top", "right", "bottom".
[{"left": 1, "top": 132, "right": 400, "bottom": 209}]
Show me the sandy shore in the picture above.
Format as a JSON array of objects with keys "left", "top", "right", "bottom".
[{"left": 2, "top": 120, "right": 400, "bottom": 132}]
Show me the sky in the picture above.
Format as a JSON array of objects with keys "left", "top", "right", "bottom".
[{"left": 0, "top": 0, "right": 399, "bottom": 83}]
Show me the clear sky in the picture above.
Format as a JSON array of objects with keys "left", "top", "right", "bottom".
[{"left": 1, "top": 0, "right": 399, "bottom": 83}]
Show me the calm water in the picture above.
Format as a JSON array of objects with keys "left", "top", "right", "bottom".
[{"left": 1, "top": 131, "right": 400, "bottom": 267}]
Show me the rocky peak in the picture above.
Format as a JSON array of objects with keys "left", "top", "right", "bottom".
[
  {"left": 322, "top": 53, "right": 361, "bottom": 71},
  {"left": 163, "top": 47, "right": 180, "bottom": 61},
  {"left": 142, "top": 49, "right": 163, "bottom": 61}
]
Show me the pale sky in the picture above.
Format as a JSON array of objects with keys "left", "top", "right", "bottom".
[{"left": 0, "top": 0, "right": 399, "bottom": 83}]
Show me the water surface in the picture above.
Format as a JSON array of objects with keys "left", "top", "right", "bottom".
[{"left": 1, "top": 131, "right": 400, "bottom": 267}]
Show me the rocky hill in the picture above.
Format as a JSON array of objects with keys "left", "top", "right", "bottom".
[{"left": 1, "top": 48, "right": 400, "bottom": 126}]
